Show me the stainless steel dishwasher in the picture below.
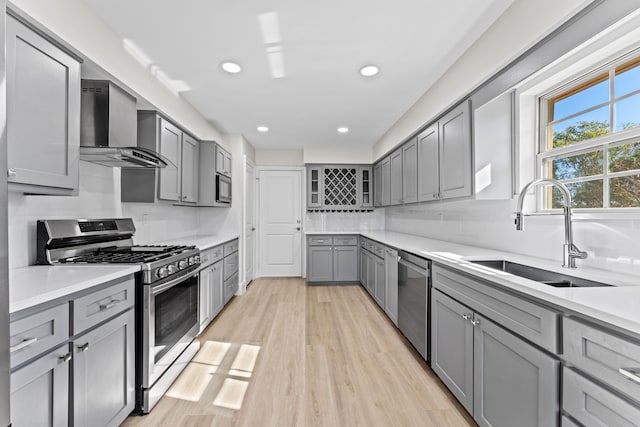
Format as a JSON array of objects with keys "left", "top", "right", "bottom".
[{"left": 397, "top": 251, "right": 430, "bottom": 360}]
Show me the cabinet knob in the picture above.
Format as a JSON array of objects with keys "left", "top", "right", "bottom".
[{"left": 7, "top": 169, "right": 17, "bottom": 178}]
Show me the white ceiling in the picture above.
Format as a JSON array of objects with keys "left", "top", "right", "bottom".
[{"left": 82, "top": 0, "right": 513, "bottom": 150}]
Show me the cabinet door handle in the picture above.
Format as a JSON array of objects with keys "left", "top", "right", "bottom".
[
  {"left": 619, "top": 367, "right": 640, "bottom": 384},
  {"left": 462, "top": 314, "right": 471, "bottom": 321},
  {"left": 59, "top": 353, "right": 72, "bottom": 363},
  {"left": 7, "top": 169, "right": 17, "bottom": 178},
  {"left": 99, "top": 299, "right": 120, "bottom": 311},
  {"left": 78, "top": 343, "right": 90, "bottom": 352},
  {"left": 470, "top": 318, "right": 481, "bottom": 327},
  {"left": 10, "top": 337, "right": 38, "bottom": 353}
]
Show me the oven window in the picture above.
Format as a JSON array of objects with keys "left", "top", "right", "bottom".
[{"left": 154, "top": 275, "right": 198, "bottom": 363}]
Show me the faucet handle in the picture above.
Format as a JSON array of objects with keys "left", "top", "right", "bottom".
[{"left": 514, "top": 213, "right": 524, "bottom": 231}]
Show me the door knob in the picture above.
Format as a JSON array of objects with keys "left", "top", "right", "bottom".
[
  {"left": 296, "top": 227, "right": 301, "bottom": 231},
  {"left": 251, "top": 227, "right": 256, "bottom": 231}
]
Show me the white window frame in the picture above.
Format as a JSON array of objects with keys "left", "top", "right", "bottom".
[{"left": 536, "top": 50, "right": 640, "bottom": 211}]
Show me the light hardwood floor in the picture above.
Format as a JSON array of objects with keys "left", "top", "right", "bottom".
[{"left": 122, "top": 278, "right": 475, "bottom": 426}]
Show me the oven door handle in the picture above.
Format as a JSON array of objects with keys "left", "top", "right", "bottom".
[{"left": 152, "top": 273, "right": 197, "bottom": 295}]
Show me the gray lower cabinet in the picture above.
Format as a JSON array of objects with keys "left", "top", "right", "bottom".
[
  {"left": 359, "top": 239, "right": 386, "bottom": 308},
  {"left": 73, "top": 309, "right": 135, "bottom": 427},
  {"left": 308, "top": 246, "right": 333, "bottom": 282},
  {"left": 10, "top": 344, "right": 70, "bottom": 427},
  {"left": 384, "top": 247, "right": 399, "bottom": 326},
  {"left": 374, "top": 256, "right": 385, "bottom": 307},
  {"left": 6, "top": 14, "right": 81, "bottom": 195},
  {"left": 223, "top": 240, "right": 239, "bottom": 301},
  {"left": 307, "top": 235, "right": 358, "bottom": 283},
  {"left": 199, "top": 259, "right": 224, "bottom": 334},
  {"left": 473, "top": 313, "right": 558, "bottom": 427},
  {"left": 431, "top": 289, "right": 474, "bottom": 413},
  {"left": 366, "top": 251, "right": 376, "bottom": 296},
  {"left": 562, "top": 316, "right": 640, "bottom": 425},
  {"left": 432, "top": 274, "right": 559, "bottom": 427}
]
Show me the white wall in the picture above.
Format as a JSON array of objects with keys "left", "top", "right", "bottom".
[
  {"left": 10, "top": 0, "right": 223, "bottom": 142},
  {"left": 373, "top": 0, "right": 589, "bottom": 159},
  {"left": 303, "top": 145, "right": 373, "bottom": 164},
  {"left": 255, "top": 149, "right": 304, "bottom": 166}
]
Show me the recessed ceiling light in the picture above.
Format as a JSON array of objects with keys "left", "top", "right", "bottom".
[
  {"left": 337, "top": 127, "right": 349, "bottom": 134},
  {"left": 360, "top": 65, "right": 379, "bottom": 77},
  {"left": 221, "top": 61, "right": 242, "bottom": 74},
  {"left": 257, "top": 126, "right": 269, "bottom": 132}
]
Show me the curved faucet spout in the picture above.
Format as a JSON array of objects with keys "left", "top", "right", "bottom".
[{"left": 515, "top": 178, "right": 587, "bottom": 268}]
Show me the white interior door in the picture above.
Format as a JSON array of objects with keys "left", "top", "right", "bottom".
[
  {"left": 244, "top": 159, "right": 256, "bottom": 285},
  {"left": 258, "top": 169, "right": 302, "bottom": 277}
]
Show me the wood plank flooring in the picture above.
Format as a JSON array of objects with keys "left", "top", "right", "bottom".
[{"left": 122, "top": 278, "right": 475, "bottom": 426}]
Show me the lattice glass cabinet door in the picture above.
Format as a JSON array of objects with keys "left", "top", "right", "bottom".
[
  {"left": 307, "top": 166, "right": 322, "bottom": 208},
  {"left": 323, "top": 167, "right": 358, "bottom": 210},
  {"left": 360, "top": 166, "right": 373, "bottom": 208}
]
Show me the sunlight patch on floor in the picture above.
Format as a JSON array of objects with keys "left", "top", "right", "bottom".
[
  {"left": 230, "top": 344, "right": 261, "bottom": 376},
  {"left": 193, "top": 340, "right": 231, "bottom": 366},
  {"left": 165, "top": 363, "right": 217, "bottom": 402},
  {"left": 213, "top": 378, "right": 249, "bottom": 410}
]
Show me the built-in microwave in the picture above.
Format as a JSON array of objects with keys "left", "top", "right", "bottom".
[{"left": 216, "top": 174, "right": 232, "bottom": 205}]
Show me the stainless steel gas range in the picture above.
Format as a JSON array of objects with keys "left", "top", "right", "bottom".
[{"left": 37, "top": 218, "right": 201, "bottom": 413}]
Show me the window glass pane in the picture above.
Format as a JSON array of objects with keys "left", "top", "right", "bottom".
[
  {"left": 551, "top": 77, "right": 609, "bottom": 121},
  {"left": 549, "top": 180, "right": 603, "bottom": 209},
  {"left": 614, "top": 61, "right": 640, "bottom": 98},
  {"left": 609, "top": 141, "right": 640, "bottom": 173},
  {"left": 549, "top": 150, "right": 604, "bottom": 180},
  {"left": 610, "top": 174, "right": 640, "bottom": 207},
  {"left": 549, "top": 107, "right": 609, "bottom": 148},
  {"left": 614, "top": 93, "right": 640, "bottom": 131}
]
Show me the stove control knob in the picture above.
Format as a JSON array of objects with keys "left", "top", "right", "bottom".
[
  {"left": 178, "top": 260, "right": 188, "bottom": 270},
  {"left": 156, "top": 267, "right": 169, "bottom": 279},
  {"left": 167, "top": 264, "right": 178, "bottom": 275},
  {"left": 188, "top": 256, "right": 195, "bottom": 265},
  {"left": 194, "top": 255, "right": 201, "bottom": 264}
]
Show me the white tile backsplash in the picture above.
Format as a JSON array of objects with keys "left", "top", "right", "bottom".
[
  {"left": 385, "top": 199, "right": 640, "bottom": 276},
  {"left": 8, "top": 162, "right": 206, "bottom": 268},
  {"left": 305, "top": 210, "right": 385, "bottom": 233}
]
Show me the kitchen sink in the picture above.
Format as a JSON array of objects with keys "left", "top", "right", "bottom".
[{"left": 469, "top": 260, "right": 612, "bottom": 288}]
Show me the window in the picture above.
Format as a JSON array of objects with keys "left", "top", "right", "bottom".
[{"left": 539, "top": 54, "right": 640, "bottom": 209}]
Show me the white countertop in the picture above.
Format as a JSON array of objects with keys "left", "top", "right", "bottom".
[
  {"left": 9, "top": 265, "right": 140, "bottom": 314},
  {"left": 308, "top": 229, "right": 640, "bottom": 337},
  {"left": 155, "top": 233, "right": 239, "bottom": 250}
]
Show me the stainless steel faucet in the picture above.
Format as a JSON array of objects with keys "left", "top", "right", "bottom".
[{"left": 515, "top": 178, "right": 587, "bottom": 268}]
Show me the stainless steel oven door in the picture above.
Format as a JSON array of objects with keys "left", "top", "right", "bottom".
[
  {"left": 141, "top": 272, "right": 199, "bottom": 388},
  {"left": 216, "top": 174, "right": 232, "bottom": 204}
]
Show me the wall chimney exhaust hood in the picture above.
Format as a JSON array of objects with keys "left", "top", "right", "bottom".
[{"left": 80, "top": 80, "right": 169, "bottom": 168}]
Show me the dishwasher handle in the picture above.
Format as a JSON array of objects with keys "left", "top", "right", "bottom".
[{"left": 398, "top": 257, "right": 428, "bottom": 275}]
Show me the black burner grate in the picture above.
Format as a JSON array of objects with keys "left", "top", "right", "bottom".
[{"left": 58, "top": 244, "right": 195, "bottom": 264}]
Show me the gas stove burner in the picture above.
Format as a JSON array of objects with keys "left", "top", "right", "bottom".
[{"left": 58, "top": 244, "right": 197, "bottom": 265}]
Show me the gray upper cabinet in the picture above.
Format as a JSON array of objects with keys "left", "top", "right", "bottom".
[
  {"left": 306, "top": 165, "right": 374, "bottom": 210},
  {"left": 374, "top": 156, "right": 390, "bottom": 207},
  {"left": 417, "top": 124, "right": 440, "bottom": 202},
  {"left": 439, "top": 100, "right": 472, "bottom": 200},
  {"left": 307, "top": 166, "right": 322, "bottom": 208},
  {"left": 359, "top": 166, "right": 373, "bottom": 208},
  {"left": 215, "top": 145, "right": 232, "bottom": 177},
  {"left": 389, "top": 148, "right": 403, "bottom": 205},
  {"left": 122, "top": 112, "right": 199, "bottom": 204},
  {"left": 158, "top": 118, "right": 182, "bottom": 202},
  {"left": 6, "top": 15, "right": 81, "bottom": 195},
  {"left": 197, "top": 141, "right": 231, "bottom": 207},
  {"left": 180, "top": 134, "right": 199, "bottom": 203},
  {"left": 402, "top": 138, "right": 418, "bottom": 204}
]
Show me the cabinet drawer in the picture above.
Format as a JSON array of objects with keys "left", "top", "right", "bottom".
[
  {"left": 563, "top": 367, "right": 640, "bottom": 426},
  {"left": 564, "top": 317, "right": 640, "bottom": 404},
  {"left": 308, "top": 236, "right": 333, "bottom": 246},
  {"left": 224, "top": 252, "right": 239, "bottom": 280},
  {"left": 333, "top": 236, "right": 357, "bottom": 246},
  {"left": 72, "top": 278, "right": 135, "bottom": 335},
  {"left": 10, "top": 304, "right": 69, "bottom": 369},
  {"left": 432, "top": 264, "right": 559, "bottom": 352},
  {"left": 201, "top": 245, "right": 223, "bottom": 267},
  {"left": 223, "top": 239, "right": 238, "bottom": 255}
]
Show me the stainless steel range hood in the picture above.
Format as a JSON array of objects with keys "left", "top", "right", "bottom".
[{"left": 80, "top": 80, "right": 168, "bottom": 168}]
